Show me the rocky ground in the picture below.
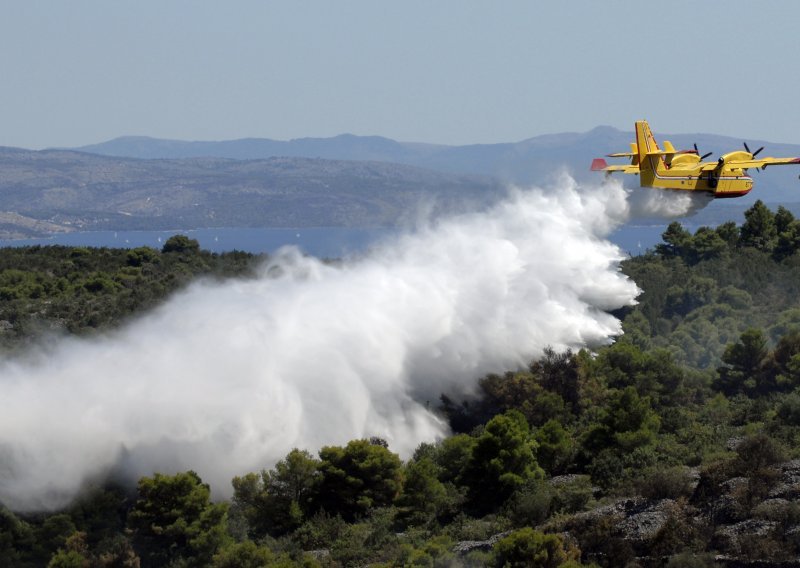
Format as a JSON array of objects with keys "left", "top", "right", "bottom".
[{"left": 449, "top": 461, "right": 800, "bottom": 566}]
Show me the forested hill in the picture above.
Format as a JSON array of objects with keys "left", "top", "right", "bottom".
[
  {"left": 0, "top": 147, "right": 504, "bottom": 238},
  {"left": 622, "top": 199, "right": 800, "bottom": 370},
  {"left": 4, "top": 203, "right": 800, "bottom": 565}
]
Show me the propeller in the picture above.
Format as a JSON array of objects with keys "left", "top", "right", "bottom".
[
  {"left": 694, "top": 143, "right": 713, "bottom": 160},
  {"left": 744, "top": 142, "right": 764, "bottom": 157}
]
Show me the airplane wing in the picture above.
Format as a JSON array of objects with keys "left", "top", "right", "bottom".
[
  {"left": 591, "top": 158, "right": 639, "bottom": 173},
  {"left": 726, "top": 157, "right": 800, "bottom": 169},
  {"left": 698, "top": 156, "right": 800, "bottom": 171}
]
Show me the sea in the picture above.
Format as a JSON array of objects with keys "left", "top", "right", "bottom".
[{"left": 0, "top": 224, "right": 675, "bottom": 259}]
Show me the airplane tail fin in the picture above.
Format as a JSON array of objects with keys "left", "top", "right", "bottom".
[{"left": 635, "top": 120, "right": 660, "bottom": 171}]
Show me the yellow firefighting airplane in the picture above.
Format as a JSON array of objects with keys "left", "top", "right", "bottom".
[{"left": 591, "top": 120, "right": 800, "bottom": 198}]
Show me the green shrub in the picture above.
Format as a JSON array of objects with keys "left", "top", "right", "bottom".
[
  {"left": 636, "top": 467, "right": 693, "bottom": 500},
  {"left": 492, "top": 528, "right": 579, "bottom": 568}
]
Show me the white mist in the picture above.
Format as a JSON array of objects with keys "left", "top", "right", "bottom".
[{"left": 0, "top": 175, "right": 705, "bottom": 510}]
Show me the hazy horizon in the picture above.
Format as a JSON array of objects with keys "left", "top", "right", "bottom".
[{"left": 2, "top": 1, "right": 799, "bottom": 150}]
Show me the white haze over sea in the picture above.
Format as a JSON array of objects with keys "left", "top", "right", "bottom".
[{"left": 0, "top": 175, "right": 709, "bottom": 511}]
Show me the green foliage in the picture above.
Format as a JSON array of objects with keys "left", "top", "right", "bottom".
[
  {"left": 590, "top": 341, "right": 686, "bottom": 407},
  {"left": 566, "top": 513, "right": 635, "bottom": 567},
  {"left": 314, "top": 439, "right": 403, "bottom": 521},
  {"left": 770, "top": 330, "right": 800, "bottom": 391},
  {"left": 291, "top": 511, "right": 347, "bottom": 551},
  {"left": 64, "top": 484, "right": 129, "bottom": 548},
  {"left": 582, "top": 386, "right": 660, "bottom": 456},
  {"left": 731, "top": 432, "right": 787, "bottom": 477},
  {"left": 689, "top": 226, "right": 728, "bottom": 262},
  {"left": 715, "top": 328, "right": 770, "bottom": 395},
  {"left": 440, "top": 350, "right": 582, "bottom": 433},
  {"left": 128, "top": 470, "right": 230, "bottom": 567},
  {"left": 47, "top": 531, "right": 140, "bottom": 568},
  {"left": 211, "top": 540, "right": 297, "bottom": 568},
  {"left": 533, "top": 419, "right": 575, "bottom": 475},
  {"left": 126, "top": 246, "right": 159, "bottom": 267},
  {"left": 549, "top": 475, "right": 594, "bottom": 515},
  {"left": 0, "top": 507, "right": 35, "bottom": 567},
  {"left": 394, "top": 543, "right": 436, "bottom": 567},
  {"left": 35, "top": 514, "right": 77, "bottom": 562},
  {"left": 8, "top": 205, "right": 800, "bottom": 565},
  {"left": 48, "top": 546, "right": 89, "bottom": 568},
  {"left": 655, "top": 222, "right": 729, "bottom": 265},
  {"left": 776, "top": 390, "right": 800, "bottom": 426},
  {"left": 161, "top": 234, "right": 201, "bottom": 255},
  {"left": 327, "top": 508, "right": 398, "bottom": 565},
  {"left": 607, "top": 387, "right": 661, "bottom": 450},
  {"left": 647, "top": 501, "right": 707, "bottom": 559},
  {"left": 430, "top": 433, "right": 476, "bottom": 487},
  {"left": 665, "top": 276, "right": 717, "bottom": 317},
  {"left": 0, "top": 243, "right": 260, "bottom": 351},
  {"left": 463, "top": 410, "right": 543, "bottom": 514},
  {"left": 656, "top": 221, "right": 693, "bottom": 258},
  {"left": 492, "top": 528, "right": 579, "bottom": 567},
  {"left": 232, "top": 448, "right": 319, "bottom": 539},
  {"left": 580, "top": 386, "right": 662, "bottom": 489},
  {"left": 622, "top": 203, "right": 800, "bottom": 369},
  {"left": 395, "top": 457, "right": 449, "bottom": 527},
  {"left": 506, "top": 479, "right": 554, "bottom": 527},
  {"left": 636, "top": 466, "right": 693, "bottom": 500},
  {"left": 533, "top": 348, "right": 582, "bottom": 414},
  {"left": 740, "top": 200, "right": 777, "bottom": 251},
  {"left": 585, "top": 450, "right": 624, "bottom": 491}
]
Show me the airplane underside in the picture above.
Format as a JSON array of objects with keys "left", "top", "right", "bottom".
[{"left": 640, "top": 174, "right": 753, "bottom": 198}]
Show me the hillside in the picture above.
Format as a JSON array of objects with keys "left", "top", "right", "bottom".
[
  {"left": 0, "top": 149, "right": 504, "bottom": 238},
  {"left": 4, "top": 205, "right": 800, "bottom": 565},
  {"left": 3, "top": 127, "right": 798, "bottom": 240},
  {"left": 74, "top": 126, "right": 800, "bottom": 204}
]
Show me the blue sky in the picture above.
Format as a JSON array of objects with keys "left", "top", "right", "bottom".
[{"left": 2, "top": 1, "right": 799, "bottom": 149}]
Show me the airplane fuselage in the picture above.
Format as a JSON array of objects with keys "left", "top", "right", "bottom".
[{"left": 640, "top": 154, "right": 753, "bottom": 198}]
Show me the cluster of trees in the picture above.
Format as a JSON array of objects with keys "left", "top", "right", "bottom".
[
  {"left": 3, "top": 203, "right": 800, "bottom": 565},
  {"left": 623, "top": 200, "right": 800, "bottom": 369},
  {"left": 0, "top": 434, "right": 581, "bottom": 566},
  {"left": 0, "top": 235, "right": 259, "bottom": 351},
  {"left": 5, "top": 333, "right": 799, "bottom": 565}
]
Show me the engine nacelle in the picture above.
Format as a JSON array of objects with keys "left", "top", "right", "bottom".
[{"left": 718, "top": 150, "right": 752, "bottom": 166}]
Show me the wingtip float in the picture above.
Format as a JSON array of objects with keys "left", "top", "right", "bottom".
[{"left": 592, "top": 120, "right": 800, "bottom": 198}]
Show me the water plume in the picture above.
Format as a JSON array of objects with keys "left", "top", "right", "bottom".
[
  {"left": 625, "top": 183, "right": 714, "bottom": 219},
  {"left": 0, "top": 176, "right": 703, "bottom": 511}
]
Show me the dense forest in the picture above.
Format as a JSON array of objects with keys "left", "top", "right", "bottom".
[
  {"left": 0, "top": 234, "right": 259, "bottom": 353},
  {"left": 2, "top": 202, "right": 800, "bottom": 566}
]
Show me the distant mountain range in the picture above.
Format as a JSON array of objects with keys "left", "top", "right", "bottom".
[
  {"left": 0, "top": 148, "right": 504, "bottom": 239},
  {"left": 0, "top": 126, "right": 797, "bottom": 239},
  {"left": 73, "top": 126, "right": 800, "bottom": 195}
]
